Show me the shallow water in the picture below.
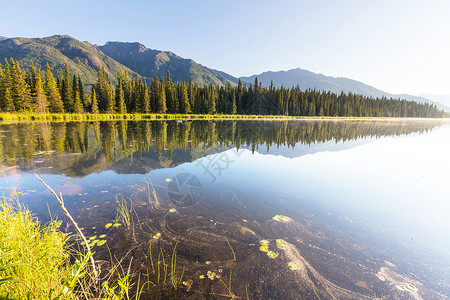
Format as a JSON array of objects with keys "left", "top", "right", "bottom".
[{"left": 1, "top": 119, "right": 449, "bottom": 299}]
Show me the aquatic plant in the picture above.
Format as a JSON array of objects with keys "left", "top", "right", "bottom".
[
  {"left": 259, "top": 239, "right": 270, "bottom": 246},
  {"left": 143, "top": 178, "right": 159, "bottom": 208},
  {"left": 34, "top": 175, "right": 152, "bottom": 299},
  {"left": 276, "top": 239, "right": 287, "bottom": 250},
  {"left": 115, "top": 195, "right": 132, "bottom": 228},
  {"left": 170, "top": 242, "right": 185, "bottom": 290},
  {"left": 288, "top": 262, "right": 300, "bottom": 270},
  {"left": 273, "top": 215, "right": 290, "bottom": 222},
  {"left": 225, "top": 236, "right": 237, "bottom": 261},
  {"left": 267, "top": 250, "right": 279, "bottom": 259}
]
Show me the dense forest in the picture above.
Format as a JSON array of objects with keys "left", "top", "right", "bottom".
[{"left": 0, "top": 58, "right": 444, "bottom": 118}]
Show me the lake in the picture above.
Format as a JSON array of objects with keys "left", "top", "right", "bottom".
[{"left": 1, "top": 119, "right": 449, "bottom": 299}]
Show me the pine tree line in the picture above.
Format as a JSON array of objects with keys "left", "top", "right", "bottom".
[{"left": 0, "top": 58, "right": 444, "bottom": 118}]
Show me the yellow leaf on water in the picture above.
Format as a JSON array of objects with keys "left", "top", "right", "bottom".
[
  {"left": 165, "top": 178, "right": 172, "bottom": 182},
  {"left": 259, "top": 245, "right": 269, "bottom": 252},
  {"left": 100, "top": 191, "right": 108, "bottom": 193}
]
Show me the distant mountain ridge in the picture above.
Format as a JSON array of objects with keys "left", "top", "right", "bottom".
[
  {"left": 0, "top": 34, "right": 446, "bottom": 111},
  {"left": 0, "top": 35, "right": 138, "bottom": 85},
  {"left": 240, "top": 68, "right": 450, "bottom": 111},
  {"left": 99, "top": 41, "right": 237, "bottom": 86},
  {"left": 0, "top": 35, "right": 237, "bottom": 87}
]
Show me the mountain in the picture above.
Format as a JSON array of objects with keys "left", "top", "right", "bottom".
[
  {"left": 421, "top": 94, "right": 450, "bottom": 108},
  {"left": 0, "top": 35, "right": 139, "bottom": 85},
  {"left": 0, "top": 35, "right": 237, "bottom": 87},
  {"left": 98, "top": 41, "right": 237, "bottom": 86},
  {"left": 0, "top": 36, "right": 6, "bottom": 41},
  {"left": 0, "top": 34, "right": 447, "bottom": 111},
  {"left": 241, "top": 68, "right": 450, "bottom": 111}
]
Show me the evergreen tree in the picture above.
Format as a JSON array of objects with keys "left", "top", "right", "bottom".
[
  {"left": 107, "top": 79, "right": 115, "bottom": 113},
  {"left": 188, "top": 79, "right": 195, "bottom": 112},
  {"left": 11, "top": 59, "right": 32, "bottom": 111},
  {"left": 45, "top": 64, "right": 64, "bottom": 113},
  {"left": 28, "top": 60, "right": 38, "bottom": 98},
  {"left": 91, "top": 88, "right": 99, "bottom": 114},
  {"left": 179, "top": 82, "right": 191, "bottom": 114},
  {"left": 34, "top": 71, "right": 48, "bottom": 113},
  {"left": 141, "top": 82, "right": 150, "bottom": 113},
  {"left": 0, "top": 61, "right": 14, "bottom": 111},
  {"left": 165, "top": 72, "right": 177, "bottom": 113},
  {"left": 158, "top": 79, "right": 166, "bottom": 113},
  {"left": 61, "top": 63, "right": 73, "bottom": 112},
  {"left": 116, "top": 81, "right": 127, "bottom": 114},
  {"left": 73, "top": 91, "right": 84, "bottom": 113},
  {"left": 96, "top": 65, "right": 115, "bottom": 112},
  {"left": 231, "top": 91, "right": 237, "bottom": 114}
]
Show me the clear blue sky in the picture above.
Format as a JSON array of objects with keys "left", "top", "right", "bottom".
[{"left": 2, "top": 0, "right": 450, "bottom": 96}]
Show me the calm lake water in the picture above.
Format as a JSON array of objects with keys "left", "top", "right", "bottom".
[{"left": 1, "top": 119, "right": 449, "bottom": 299}]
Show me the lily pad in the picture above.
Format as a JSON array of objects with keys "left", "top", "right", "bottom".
[
  {"left": 273, "top": 215, "right": 289, "bottom": 222},
  {"left": 105, "top": 223, "right": 112, "bottom": 229},
  {"left": 288, "top": 262, "right": 300, "bottom": 270},
  {"left": 259, "top": 239, "right": 270, "bottom": 246},
  {"left": 259, "top": 245, "right": 269, "bottom": 252},
  {"left": 276, "top": 239, "right": 286, "bottom": 250},
  {"left": 97, "top": 240, "right": 107, "bottom": 246},
  {"left": 267, "top": 251, "right": 278, "bottom": 259}
]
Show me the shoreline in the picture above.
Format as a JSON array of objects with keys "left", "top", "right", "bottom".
[{"left": 1, "top": 113, "right": 449, "bottom": 123}]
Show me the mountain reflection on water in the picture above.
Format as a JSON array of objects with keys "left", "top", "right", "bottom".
[{"left": 1, "top": 119, "right": 449, "bottom": 299}]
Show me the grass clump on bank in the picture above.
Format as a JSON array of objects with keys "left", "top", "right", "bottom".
[{"left": 0, "top": 197, "right": 87, "bottom": 299}]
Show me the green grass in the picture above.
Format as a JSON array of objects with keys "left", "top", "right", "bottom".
[
  {"left": 115, "top": 195, "right": 132, "bottom": 228},
  {"left": 0, "top": 195, "right": 87, "bottom": 299},
  {"left": 0, "top": 190, "right": 148, "bottom": 299}
]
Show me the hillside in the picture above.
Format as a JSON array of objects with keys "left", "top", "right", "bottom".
[
  {"left": 241, "top": 68, "right": 450, "bottom": 111},
  {"left": 0, "top": 35, "right": 238, "bottom": 87},
  {"left": 98, "top": 41, "right": 237, "bottom": 86},
  {"left": 0, "top": 35, "right": 138, "bottom": 85},
  {"left": 0, "top": 34, "right": 447, "bottom": 111}
]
